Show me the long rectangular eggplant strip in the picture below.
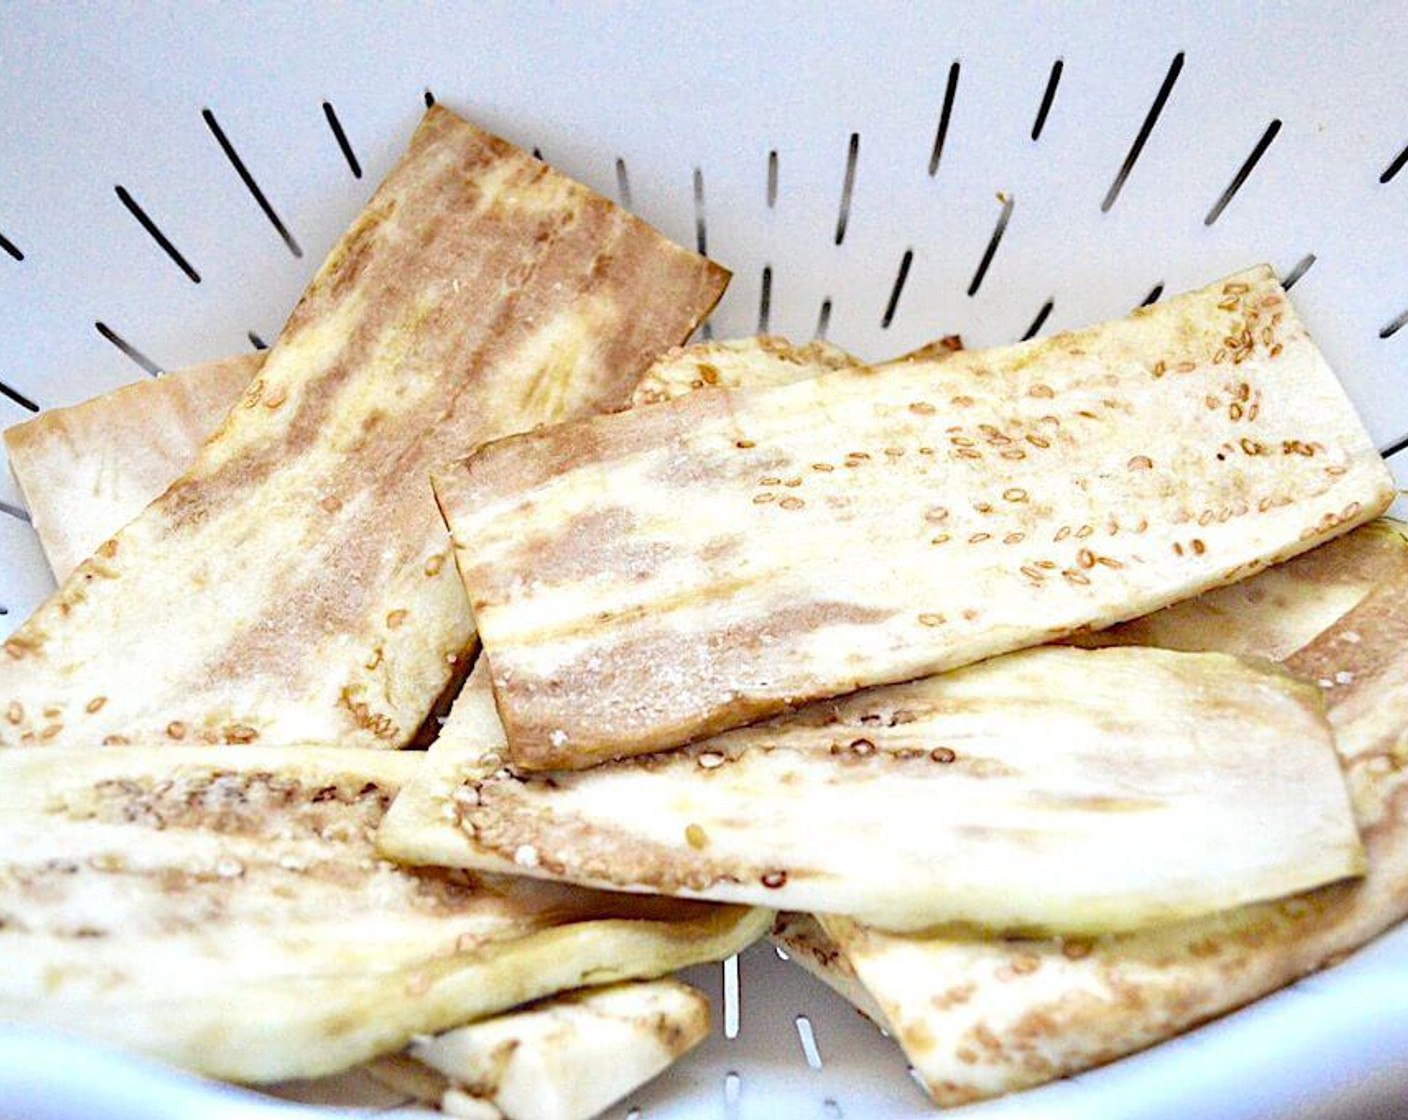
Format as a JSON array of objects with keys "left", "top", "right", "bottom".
[
  {"left": 3, "top": 354, "right": 260, "bottom": 581},
  {"left": 0, "top": 105, "right": 726, "bottom": 751},
  {"left": 436, "top": 265, "right": 1392, "bottom": 768}
]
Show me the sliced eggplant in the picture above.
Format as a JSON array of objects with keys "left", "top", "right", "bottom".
[
  {"left": 370, "top": 979, "right": 707, "bottom": 1120},
  {"left": 436, "top": 265, "right": 1393, "bottom": 769},
  {"left": 3, "top": 354, "right": 259, "bottom": 580},
  {"left": 0, "top": 105, "right": 726, "bottom": 751},
  {"left": 380, "top": 644, "right": 1362, "bottom": 936},
  {"left": 818, "top": 520, "right": 1408, "bottom": 1106},
  {"left": 0, "top": 746, "right": 766, "bottom": 1082}
]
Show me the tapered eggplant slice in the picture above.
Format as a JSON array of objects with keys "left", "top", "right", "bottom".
[
  {"left": 371, "top": 979, "right": 708, "bottom": 1120},
  {"left": 381, "top": 646, "right": 1362, "bottom": 936},
  {"left": 0, "top": 105, "right": 726, "bottom": 751},
  {"left": 438, "top": 266, "right": 1392, "bottom": 769},
  {"left": 817, "top": 521, "right": 1408, "bottom": 1107},
  {"left": 0, "top": 746, "right": 765, "bottom": 1082}
]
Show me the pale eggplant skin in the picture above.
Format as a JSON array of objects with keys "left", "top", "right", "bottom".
[
  {"left": 0, "top": 104, "right": 726, "bottom": 752},
  {"left": 0, "top": 745, "right": 767, "bottom": 1083},
  {"left": 439, "top": 266, "right": 1392, "bottom": 770},
  {"left": 3, "top": 354, "right": 259, "bottom": 580},
  {"left": 369, "top": 979, "right": 709, "bottom": 1120}
]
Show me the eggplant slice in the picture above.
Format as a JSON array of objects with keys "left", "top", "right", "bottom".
[
  {"left": 0, "top": 746, "right": 765, "bottom": 1083},
  {"left": 0, "top": 105, "right": 726, "bottom": 751},
  {"left": 369, "top": 979, "right": 708, "bottom": 1120},
  {"left": 3, "top": 354, "right": 259, "bottom": 580},
  {"left": 437, "top": 265, "right": 1392, "bottom": 770},
  {"left": 380, "top": 644, "right": 1362, "bottom": 936}
]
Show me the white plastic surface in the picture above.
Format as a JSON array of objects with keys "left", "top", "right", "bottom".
[{"left": 2, "top": 4, "right": 1408, "bottom": 1118}]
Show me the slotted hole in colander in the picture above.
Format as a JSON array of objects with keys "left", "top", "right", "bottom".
[
  {"left": 722, "top": 953, "right": 741, "bottom": 1038},
  {"left": 795, "top": 1014, "right": 824, "bottom": 1070},
  {"left": 202, "top": 107, "right": 303, "bottom": 258},
  {"left": 834, "top": 132, "right": 859, "bottom": 245},
  {"left": 758, "top": 265, "right": 773, "bottom": 333},
  {"left": 247, "top": 331, "right": 269, "bottom": 351},
  {"left": 968, "top": 194, "right": 1014, "bottom": 297},
  {"left": 0, "top": 500, "right": 30, "bottom": 525},
  {"left": 94, "top": 322, "right": 162, "bottom": 375},
  {"left": 0, "top": 378, "right": 40, "bottom": 412},
  {"left": 1282, "top": 253, "right": 1317, "bottom": 291},
  {"left": 815, "top": 296, "right": 833, "bottom": 340},
  {"left": 1101, "top": 51, "right": 1184, "bottom": 212},
  {"left": 422, "top": 88, "right": 436, "bottom": 107},
  {"left": 1031, "top": 58, "right": 1063, "bottom": 141},
  {"left": 1140, "top": 282, "right": 1165, "bottom": 307},
  {"left": 881, "top": 249, "right": 913, "bottom": 328},
  {"left": 0, "top": 232, "right": 22, "bottom": 261},
  {"left": 1379, "top": 306, "right": 1408, "bottom": 341},
  {"left": 114, "top": 185, "right": 201, "bottom": 283},
  {"left": 1380, "top": 139, "right": 1408, "bottom": 184},
  {"left": 1204, "top": 119, "right": 1282, "bottom": 226},
  {"left": 767, "top": 149, "right": 778, "bottom": 208},
  {"left": 614, "top": 157, "right": 632, "bottom": 208},
  {"left": 928, "top": 60, "right": 960, "bottom": 175},
  {"left": 1022, "top": 298, "right": 1054, "bottom": 340},
  {"left": 321, "top": 101, "right": 362, "bottom": 179}
]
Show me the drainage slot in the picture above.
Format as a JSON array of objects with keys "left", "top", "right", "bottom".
[
  {"left": 758, "top": 265, "right": 773, "bottom": 333},
  {"left": 115, "top": 186, "right": 201, "bottom": 283},
  {"left": 1101, "top": 52, "right": 1185, "bottom": 213},
  {"left": 968, "top": 194, "right": 1014, "bottom": 297},
  {"left": 0, "top": 233, "right": 22, "bottom": 261},
  {"left": 795, "top": 1014, "right": 823, "bottom": 1070},
  {"left": 1204, "top": 119, "right": 1281, "bottom": 226},
  {"left": 816, "top": 297, "right": 833, "bottom": 341},
  {"left": 1281, "top": 253, "right": 1317, "bottom": 291},
  {"left": 0, "top": 379, "right": 40, "bottom": 412},
  {"left": 95, "top": 322, "right": 162, "bottom": 375},
  {"left": 1380, "top": 306, "right": 1408, "bottom": 340},
  {"left": 1380, "top": 140, "right": 1408, "bottom": 185},
  {"left": 1031, "top": 59, "right": 1063, "bottom": 141},
  {"left": 767, "top": 149, "right": 779, "bottom": 208},
  {"left": 692, "top": 167, "right": 708, "bottom": 256},
  {"left": 0, "top": 499, "right": 31, "bottom": 523},
  {"left": 1022, "top": 298, "right": 1054, "bottom": 341},
  {"left": 202, "top": 108, "right": 302, "bottom": 258},
  {"left": 1140, "top": 282, "right": 1165, "bottom": 307},
  {"left": 929, "top": 61, "right": 960, "bottom": 176},
  {"left": 248, "top": 330, "right": 269, "bottom": 351},
  {"left": 615, "top": 157, "right": 632, "bottom": 209},
  {"left": 423, "top": 89, "right": 436, "bottom": 108},
  {"left": 322, "top": 101, "right": 362, "bottom": 179},
  {"left": 722, "top": 953, "right": 740, "bottom": 1038},
  {"left": 835, "top": 133, "right": 859, "bottom": 245},
  {"left": 881, "top": 249, "right": 914, "bottom": 329},
  {"left": 1378, "top": 430, "right": 1408, "bottom": 459}
]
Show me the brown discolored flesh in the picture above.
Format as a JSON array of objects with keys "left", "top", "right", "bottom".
[
  {"left": 3, "top": 355, "right": 261, "bottom": 580},
  {"left": 370, "top": 979, "right": 709, "bottom": 1120},
  {"left": 0, "top": 745, "right": 766, "bottom": 1082},
  {"left": 380, "top": 644, "right": 1363, "bottom": 936},
  {"left": 816, "top": 519, "right": 1408, "bottom": 1107},
  {"left": 437, "top": 265, "right": 1393, "bottom": 769},
  {"left": 0, "top": 105, "right": 728, "bottom": 752}
]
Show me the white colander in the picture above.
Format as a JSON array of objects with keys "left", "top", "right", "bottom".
[{"left": 3, "top": 4, "right": 1408, "bottom": 1118}]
